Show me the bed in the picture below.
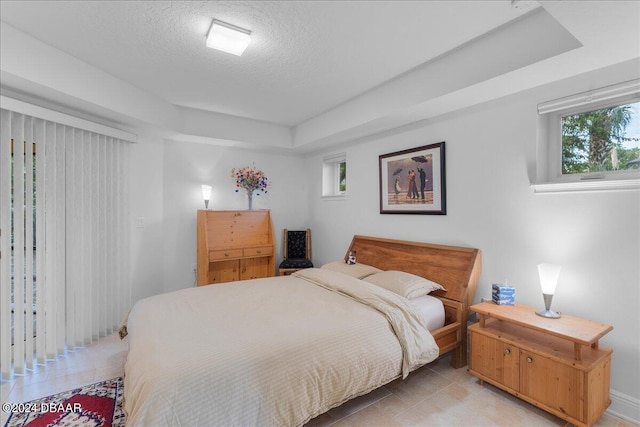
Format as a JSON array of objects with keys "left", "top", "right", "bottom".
[{"left": 122, "top": 235, "right": 481, "bottom": 426}]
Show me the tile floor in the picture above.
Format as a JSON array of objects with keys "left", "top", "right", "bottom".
[
  {"left": 1, "top": 333, "right": 126, "bottom": 426},
  {"left": 1, "top": 334, "right": 637, "bottom": 427}
]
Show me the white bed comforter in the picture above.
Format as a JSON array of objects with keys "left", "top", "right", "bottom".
[{"left": 123, "top": 268, "right": 439, "bottom": 426}]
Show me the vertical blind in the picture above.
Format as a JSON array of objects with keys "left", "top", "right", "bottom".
[{"left": 0, "top": 108, "right": 131, "bottom": 379}]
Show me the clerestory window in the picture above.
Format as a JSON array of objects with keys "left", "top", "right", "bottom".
[{"left": 534, "top": 79, "right": 640, "bottom": 193}]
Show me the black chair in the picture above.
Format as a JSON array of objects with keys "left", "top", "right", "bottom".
[{"left": 278, "top": 229, "right": 313, "bottom": 275}]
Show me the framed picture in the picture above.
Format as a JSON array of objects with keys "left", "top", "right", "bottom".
[{"left": 379, "top": 142, "right": 446, "bottom": 215}]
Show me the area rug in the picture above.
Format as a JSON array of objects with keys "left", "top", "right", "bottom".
[{"left": 3, "top": 377, "right": 125, "bottom": 427}]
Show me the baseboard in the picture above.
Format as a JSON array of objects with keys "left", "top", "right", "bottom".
[{"left": 607, "top": 389, "right": 640, "bottom": 424}]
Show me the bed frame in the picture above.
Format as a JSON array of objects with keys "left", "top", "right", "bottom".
[{"left": 345, "top": 235, "right": 482, "bottom": 368}]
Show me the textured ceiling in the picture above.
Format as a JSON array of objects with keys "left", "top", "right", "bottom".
[
  {"left": 1, "top": 1, "right": 638, "bottom": 151},
  {"left": 0, "top": 0, "right": 539, "bottom": 126}
]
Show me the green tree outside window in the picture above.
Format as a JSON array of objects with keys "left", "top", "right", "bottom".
[
  {"left": 339, "top": 161, "right": 346, "bottom": 192},
  {"left": 562, "top": 102, "right": 640, "bottom": 174}
]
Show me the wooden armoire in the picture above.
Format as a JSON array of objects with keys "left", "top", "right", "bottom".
[{"left": 196, "top": 210, "right": 275, "bottom": 286}]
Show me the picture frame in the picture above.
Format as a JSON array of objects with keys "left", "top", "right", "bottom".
[{"left": 379, "top": 142, "right": 446, "bottom": 215}]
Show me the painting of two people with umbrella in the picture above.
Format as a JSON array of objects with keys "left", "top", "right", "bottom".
[{"left": 379, "top": 142, "right": 446, "bottom": 215}]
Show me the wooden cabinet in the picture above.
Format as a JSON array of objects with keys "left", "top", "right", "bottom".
[
  {"left": 470, "top": 332, "right": 520, "bottom": 391},
  {"left": 468, "top": 302, "right": 612, "bottom": 427},
  {"left": 197, "top": 210, "right": 275, "bottom": 285}
]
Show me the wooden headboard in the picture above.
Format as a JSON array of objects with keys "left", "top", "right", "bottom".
[
  {"left": 344, "top": 235, "right": 482, "bottom": 367},
  {"left": 345, "top": 235, "right": 481, "bottom": 305}
]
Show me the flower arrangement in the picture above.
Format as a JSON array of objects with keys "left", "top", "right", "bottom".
[{"left": 231, "top": 163, "right": 269, "bottom": 209}]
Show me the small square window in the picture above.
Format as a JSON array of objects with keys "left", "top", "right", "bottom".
[{"left": 322, "top": 153, "right": 346, "bottom": 199}]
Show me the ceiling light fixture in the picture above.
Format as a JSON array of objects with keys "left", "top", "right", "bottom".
[{"left": 206, "top": 19, "right": 251, "bottom": 56}]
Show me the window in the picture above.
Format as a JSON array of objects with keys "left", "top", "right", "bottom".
[
  {"left": 534, "top": 79, "right": 640, "bottom": 193},
  {"left": 562, "top": 102, "right": 639, "bottom": 175},
  {"left": 322, "top": 152, "right": 347, "bottom": 199}
]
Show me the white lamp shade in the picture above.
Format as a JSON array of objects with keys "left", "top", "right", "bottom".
[
  {"left": 537, "top": 263, "right": 561, "bottom": 295},
  {"left": 206, "top": 20, "right": 251, "bottom": 56},
  {"left": 201, "top": 185, "right": 212, "bottom": 201}
]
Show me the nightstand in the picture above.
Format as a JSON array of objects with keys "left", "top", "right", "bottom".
[{"left": 468, "top": 302, "right": 613, "bottom": 427}]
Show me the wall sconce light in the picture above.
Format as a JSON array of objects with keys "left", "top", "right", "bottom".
[
  {"left": 201, "top": 185, "right": 212, "bottom": 209},
  {"left": 536, "top": 263, "right": 561, "bottom": 318},
  {"left": 206, "top": 19, "right": 251, "bottom": 56}
]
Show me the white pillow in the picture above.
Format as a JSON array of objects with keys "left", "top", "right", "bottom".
[
  {"left": 363, "top": 270, "right": 446, "bottom": 299},
  {"left": 320, "top": 261, "right": 382, "bottom": 279}
]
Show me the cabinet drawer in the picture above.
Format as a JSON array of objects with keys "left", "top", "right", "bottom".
[
  {"left": 243, "top": 246, "right": 273, "bottom": 257},
  {"left": 209, "top": 249, "right": 243, "bottom": 261}
]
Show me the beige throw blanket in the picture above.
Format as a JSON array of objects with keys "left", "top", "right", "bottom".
[
  {"left": 124, "top": 268, "right": 439, "bottom": 426},
  {"left": 292, "top": 268, "right": 438, "bottom": 378}
]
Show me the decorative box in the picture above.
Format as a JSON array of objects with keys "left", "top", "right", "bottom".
[{"left": 492, "top": 283, "right": 515, "bottom": 305}]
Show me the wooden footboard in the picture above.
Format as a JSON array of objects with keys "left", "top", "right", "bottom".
[{"left": 345, "top": 235, "right": 481, "bottom": 369}]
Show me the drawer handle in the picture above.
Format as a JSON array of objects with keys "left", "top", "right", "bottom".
[
  {"left": 504, "top": 348, "right": 511, "bottom": 355},
  {"left": 526, "top": 356, "right": 534, "bottom": 363},
  {"left": 224, "top": 253, "right": 229, "bottom": 257},
  {"left": 257, "top": 250, "right": 261, "bottom": 254}
]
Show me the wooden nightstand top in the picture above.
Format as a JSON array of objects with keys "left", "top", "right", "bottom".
[{"left": 470, "top": 302, "right": 612, "bottom": 349}]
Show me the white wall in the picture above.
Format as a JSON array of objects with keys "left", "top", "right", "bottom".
[
  {"left": 129, "top": 138, "right": 310, "bottom": 296},
  {"left": 160, "top": 140, "right": 309, "bottom": 293},
  {"left": 129, "top": 135, "right": 165, "bottom": 303},
  {"left": 303, "top": 62, "right": 640, "bottom": 419}
]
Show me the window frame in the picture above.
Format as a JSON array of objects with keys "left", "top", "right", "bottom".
[
  {"left": 322, "top": 152, "right": 347, "bottom": 200},
  {"left": 533, "top": 79, "right": 640, "bottom": 193}
]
